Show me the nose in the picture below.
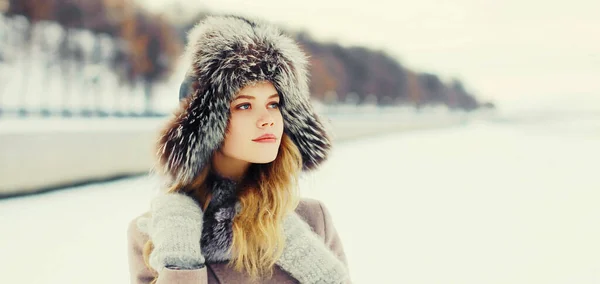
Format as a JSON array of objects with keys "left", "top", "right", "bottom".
[{"left": 257, "top": 112, "right": 275, "bottom": 128}]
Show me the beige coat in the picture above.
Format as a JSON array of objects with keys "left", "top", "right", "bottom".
[{"left": 127, "top": 198, "right": 350, "bottom": 283}]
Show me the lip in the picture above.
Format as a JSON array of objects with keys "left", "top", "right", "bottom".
[{"left": 252, "top": 133, "right": 277, "bottom": 142}]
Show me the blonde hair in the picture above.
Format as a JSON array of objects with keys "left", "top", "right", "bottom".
[{"left": 143, "top": 134, "right": 303, "bottom": 283}]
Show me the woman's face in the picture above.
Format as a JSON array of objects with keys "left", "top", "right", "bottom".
[{"left": 219, "top": 81, "right": 284, "bottom": 165}]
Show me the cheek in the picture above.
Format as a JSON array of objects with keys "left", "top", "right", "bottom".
[
  {"left": 222, "top": 116, "right": 246, "bottom": 149},
  {"left": 275, "top": 112, "right": 284, "bottom": 134}
]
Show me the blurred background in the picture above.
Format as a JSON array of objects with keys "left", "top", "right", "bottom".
[{"left": 0, "top": 0, "right": 598, "bottom": 283}]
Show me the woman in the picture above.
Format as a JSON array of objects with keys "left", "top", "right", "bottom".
[{"left": 127, "top": 15, "right": 351, "bottom": 284}]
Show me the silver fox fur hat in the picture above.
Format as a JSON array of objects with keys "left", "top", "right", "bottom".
[{"left": 156, "top": 15, "right": 332, "bottom": 185}]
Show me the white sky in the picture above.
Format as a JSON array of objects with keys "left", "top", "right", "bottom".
[{"left": 139, "top": 0, "right": 600, "bottom": 109}]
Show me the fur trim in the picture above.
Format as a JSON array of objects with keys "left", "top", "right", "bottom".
[
  {"left": 157, "top": 15, "right": 332, "bottom": 185},
  {"left": 200, "top": 174, "right": 239, "bottom": 262}
]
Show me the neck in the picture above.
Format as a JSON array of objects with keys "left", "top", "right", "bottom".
[{"left": 211, "top": 151, "right": 250, "bottom": 182}]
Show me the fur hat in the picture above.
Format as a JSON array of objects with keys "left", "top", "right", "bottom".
[{"left": 156, "top": 15, "right": 332, "bottom": 185}]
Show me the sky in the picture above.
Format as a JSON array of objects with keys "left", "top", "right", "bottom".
[{"left": 139, "top": 0, "right": 600, "bottom": 110}]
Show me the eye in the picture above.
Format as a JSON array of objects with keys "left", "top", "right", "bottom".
[
  {"left": 236, "top": 103, "right": 251, "bottom": 110},
  {"left": 268, "top": 102, "right": 280, "bottom": 109}
]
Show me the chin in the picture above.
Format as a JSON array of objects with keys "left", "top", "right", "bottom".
[{"left": 250, "top": 151, "right": 279, "bottom": 164}]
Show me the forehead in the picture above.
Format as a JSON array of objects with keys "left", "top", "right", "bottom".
[{"left": 235, "top": 81, "right": 278, "bottom": 98}]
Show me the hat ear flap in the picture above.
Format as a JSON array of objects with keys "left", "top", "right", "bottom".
[
  {"left": 281, "top": 103, "right": 332, "bottom": 171},
  {"left": 157, "top": 88, "right": 229, "bottom": 185}
]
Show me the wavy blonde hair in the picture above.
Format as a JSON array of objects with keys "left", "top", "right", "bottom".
[{"left": 143, "top": 134, "right": 303, "bottom": 283}]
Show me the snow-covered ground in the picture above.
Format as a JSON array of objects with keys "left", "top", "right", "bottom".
[{"left": 1, "top": 113, "right": 599, "bottom": 284}]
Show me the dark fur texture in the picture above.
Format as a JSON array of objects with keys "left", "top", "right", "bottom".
[
  {"left": 157, "top": 15, "right": 332, "bottom": 185},
  {"left": 200, "top": 173, "right": 239, "bottom": 262}
]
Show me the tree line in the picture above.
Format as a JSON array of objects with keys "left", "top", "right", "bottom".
[{"left": 4, "top": 0, "right": 494, "bottom": 111}]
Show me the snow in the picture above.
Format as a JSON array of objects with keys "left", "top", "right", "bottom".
[{"left": 1, "top": 114, "right": 599, "bottom": 283}]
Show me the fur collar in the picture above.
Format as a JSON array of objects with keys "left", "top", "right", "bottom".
[{"left": 200, "top": 173, "right": 349, "bottom": 283}]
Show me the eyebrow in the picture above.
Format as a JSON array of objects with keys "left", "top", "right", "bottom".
[{"left": 233, "top": 94, "right": 279, "bottom": 100}]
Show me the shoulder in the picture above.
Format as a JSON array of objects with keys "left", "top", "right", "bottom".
[
  {"left": 295, "top": 198, "right": 349, "bottom": 266},
  {"left": 127, "top": 212, "right": 151, "bottom": 248},
  {"left": 294, "top": 197, "right": 333, "bottom": 238}
]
